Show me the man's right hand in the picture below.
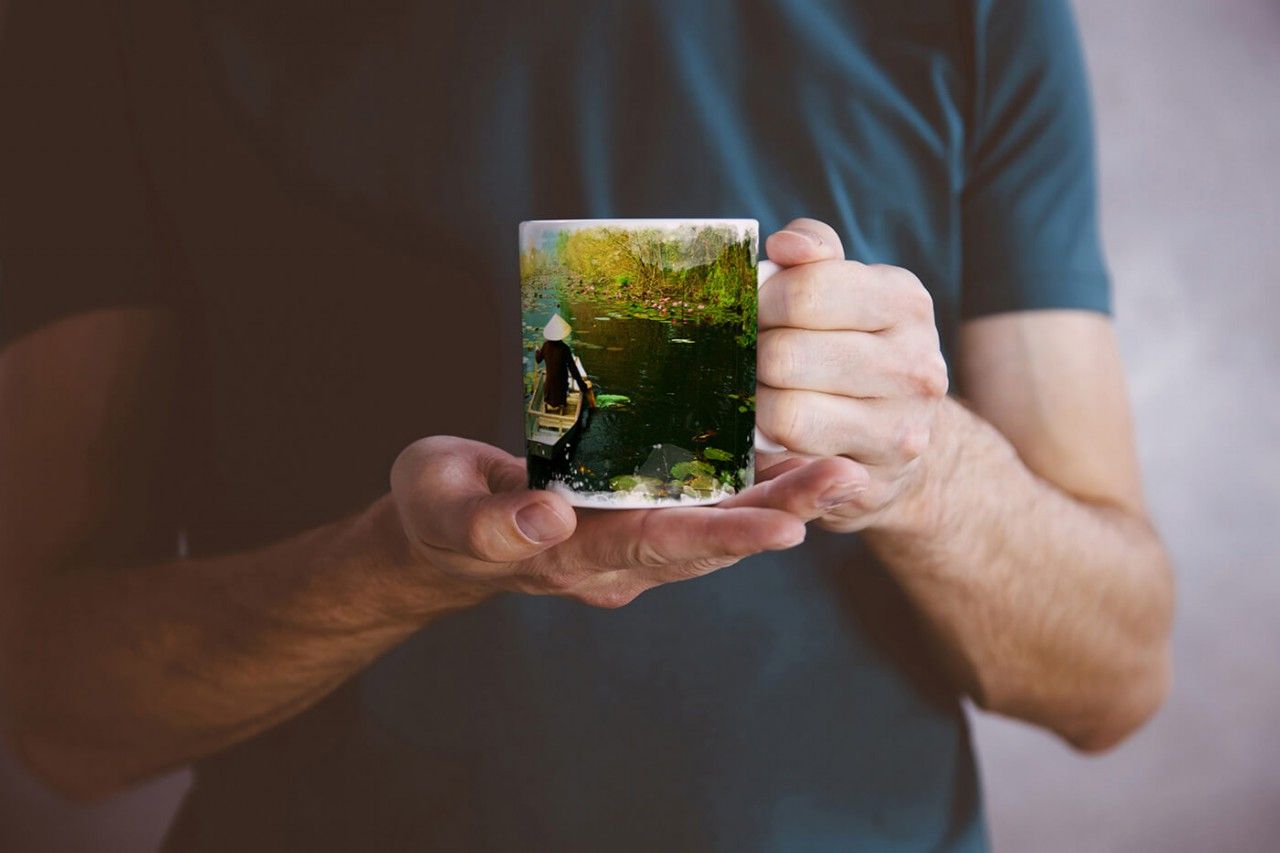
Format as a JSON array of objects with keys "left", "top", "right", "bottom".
[
  {"left": 0, "top": 305, "right": 865, "bottom": 797},
  {"left": 389, "top": 436, "right": 869, "bottom": 610}
]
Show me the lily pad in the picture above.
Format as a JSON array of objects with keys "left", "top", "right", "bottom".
[
  {"left": 683, "top": 474, "right": 719, "bottom": 497},
  {"left": 703, "top": 446, "right": 733, "bottom": 462},
  {"left": 670, "top": 460, "right": 715, "bottom": 480},
  {"left": 595, "top": 393, "right": 631, "bottom": 408},
  {"left": 609, "top": 474, "right": 666, "bottom": 494}
]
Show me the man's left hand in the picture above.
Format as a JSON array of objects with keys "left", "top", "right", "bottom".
[{"left": 756, "top": 218, "right": 950, "bottom": 532}]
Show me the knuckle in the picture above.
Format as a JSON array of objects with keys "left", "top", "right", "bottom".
[
  {"left": 928, "top": 353, "right": 951, "bottom": 396},
  {"left": 768, "top": 392, "right": 809, "bottom": 450},
  {"left": 850, "top": 480, "right": 890, "bottom": 514},
  {"left": 394, "top": 436, "right": 436, "bottom": 467},
  {"left": 905, "top": 291, "right": 932, "bottom": 321},
  {"left": 682, "top": 556, "right": 739, "bottom": 578},
  {"left": 759, "top": 329, "right": 802, "bottom": 387},
  {"left": 463, "top": 512, "right": 504, "bottom": 561},
  {"left": 782, "top": 267, "right": 821, "bottom": 324},
  {"left": 894, "top": 423, "right": 931, "bottom": 462},
  {"left": 621, "top": 512, "right": 673, "bottom": 569},
  {"left": 816, "top": 513, "right": 861, "bottom": 534},
  {"left": 884, "top": 267, "right": 932, "bottom": 319},
  {"left": 906, "top": 356, "right": 948, "bottom": 398},
  {"left": 625, "top": 537, "right": 667, "bottom": 569}
]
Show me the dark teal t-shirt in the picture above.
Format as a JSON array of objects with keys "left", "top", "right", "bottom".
[{"left": 0, "top": 0, "right": 1109, "bottom": 849}]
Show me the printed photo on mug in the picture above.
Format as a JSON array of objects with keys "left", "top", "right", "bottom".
[{"left": 520, "top": 219, "right": 759, "bottom": 508}]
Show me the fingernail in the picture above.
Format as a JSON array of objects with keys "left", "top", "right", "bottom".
[
  {"left": 819, "top": 481, "right": 865, "bottom": 509},
  {"left": 780, "top": 227, "right": 823, "bottom": 246},
  {"left": 516, "top": 503, "right": 565, "bottom": 542}
]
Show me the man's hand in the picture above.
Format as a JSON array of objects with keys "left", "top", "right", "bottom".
[
  {"left": 752, "top": 219, "right": 1172, "bottom": 751},
  {"left": 755, "top": 218, "right": 949, "bottom": 532},
  {"left": 390, "top": 436, "right": 867, "bottom": 610}
]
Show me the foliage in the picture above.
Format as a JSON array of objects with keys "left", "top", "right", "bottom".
[{"left": 521, "top": 225, "right": 757, "bottom": 343}]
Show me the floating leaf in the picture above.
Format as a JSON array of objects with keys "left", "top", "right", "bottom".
[
  {"left": 682, "top": 474, "right": 719, "bottom": 498},
  {"left": 670, "top": 460, "right": 715, "bottom": 480},
  {"left": 669, "top": 462, "right": 696, "bottom": 479},
  {"left": 703, "top": 446, "right": 733, "bottom": 462},
  {"left": 609, "top": 475, "right": 638, "bottom": 492},
  {"left": 595, "top": 394, "right": 631, "bottom": 408},
  {"left": 670, "top": 338, "right": 696, "bottom": 344}
]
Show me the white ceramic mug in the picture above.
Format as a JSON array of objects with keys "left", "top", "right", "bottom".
[{"left": 520, "top": 218, "right": 780, "bottom": 508}]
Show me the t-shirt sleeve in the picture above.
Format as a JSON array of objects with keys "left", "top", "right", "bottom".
[
  {"left": 959, "top": 0, "right": 1111, "bottom": 318},
  {"left": 0, "top": 0, "right": 167, "bottom": 350}
]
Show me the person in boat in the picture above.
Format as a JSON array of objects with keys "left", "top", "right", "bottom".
[{"left": 535, "top": 313, "right": 596, "bottom": 414}]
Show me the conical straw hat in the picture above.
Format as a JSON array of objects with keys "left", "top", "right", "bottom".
[{"left": 543, "top": 314, "right": 571, "bottom": 341}]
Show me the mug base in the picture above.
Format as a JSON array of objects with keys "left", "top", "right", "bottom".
[{"left": 546, "top": 481, "right": 731, "bottom": 510}]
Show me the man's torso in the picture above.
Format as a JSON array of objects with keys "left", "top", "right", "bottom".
[{"left": 119, "top": 1, "right": 986, "bottom": 849}]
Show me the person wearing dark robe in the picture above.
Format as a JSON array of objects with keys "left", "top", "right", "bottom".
[{"left": 535, "top": 313, "right": 594, "bottom": 412}]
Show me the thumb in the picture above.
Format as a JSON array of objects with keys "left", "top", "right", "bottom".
[
  {"left": 391, "top": 437, "right": 577, "bottom": 564},
  {"left": 764, "top": 217, "right": 846, "bottom": 266}
]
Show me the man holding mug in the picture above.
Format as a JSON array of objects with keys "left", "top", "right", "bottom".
[{"left": 0, "top": 0, "right": 1172, "bottom": 850}]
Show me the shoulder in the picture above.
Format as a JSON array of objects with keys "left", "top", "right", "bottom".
[{"left": 967, "top": 0, "right": 1089, "bottom": 81}]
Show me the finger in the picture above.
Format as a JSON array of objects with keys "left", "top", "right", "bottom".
[
  {"left": 758, "top": 260, "right": 930, "bottom": 332},
  {"left": 754, "top": 387, "right": 932, "bottom": 464},
  {"left": 756, "top": 455, "right": 810, "bottom": 482},
  {"left": 720, "top": 454, "right": 868, "bottom": 519},
  {"left": 759, "top": 328, "right": 948, "bottom": 399},
  {"left": 759, "top": 328, "right": 920, "bottom": 399},
  {"left": 817, "top": 458, "right": 920, "bottom": 523},
  {"left": 393, "top": 437, "right": 577, "bottom": 563},
  {"left": 764, "top": 218, "right": 846, "bottom": 266},
  {"left": 559, "top": 505, "right": 805, "bottom": 573},
  {"left": 569, "top": 551, "right": 745, "bottom": 607},
  {"left": 489, "top": 457, "right": 532, "bottom": 493}
]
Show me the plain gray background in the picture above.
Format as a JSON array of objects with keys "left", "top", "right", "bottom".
[{"left": 2, "top": 0, "right": 1277, "bottom": 850}]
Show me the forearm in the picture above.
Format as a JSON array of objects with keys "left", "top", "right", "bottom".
[
  {"left": 1, "top": 495, "right": 492, "bottom": 797},
  {"left": 865, "top": 397, "right": 1174, "bottom": 751}
]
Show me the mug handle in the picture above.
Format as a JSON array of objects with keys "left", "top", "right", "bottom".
[{"left": 753, "top": 259, "right": 789, "bottom": 454}]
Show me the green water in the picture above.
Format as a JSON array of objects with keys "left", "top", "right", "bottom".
[{"left": 523, "top": 277, "right": 755, "bottom": 495}]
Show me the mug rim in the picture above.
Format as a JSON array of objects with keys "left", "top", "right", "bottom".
[{"left": 520, "top": 217, "right": 758, "bottom": 228}]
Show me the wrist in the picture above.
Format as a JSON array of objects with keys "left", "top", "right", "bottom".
[
  {"left": 871, "top": 396, "right": 967, "bottom": 538},
  {"left": 359, "top": 494, "right": 500, "bottom": 621}
]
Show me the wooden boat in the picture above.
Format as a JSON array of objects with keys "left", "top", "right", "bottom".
[{"left": 525, "top": 355, "right": 593, "bottom": 468}]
